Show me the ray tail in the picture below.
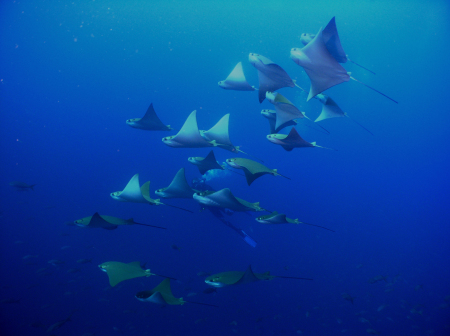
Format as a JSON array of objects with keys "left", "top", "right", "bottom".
[
  {"left": 276, "top": 173, "right": 291, "bottom": 180},
  {"left": 153, "top": 273, "right": 177, "bottom": 280},
  {"left": 348, "top": 59, "right": 376, "bottom": 75},
  {"left": 224, "top": 168, "right": 245, "bottom": 177},
  {"left": 185, "top": 300, "right": 219, "bottom": 307},
  {"left": 294, "top": 82, "right": 308, "bottom": 93},
  {"left": 345, "top": 114, "right": 374, "bottom": 136},
  {"left": 160, "top": 203, "right": 194, "bottom": 213},
  {"left": 299, "top": 221, "right": 336, "bottom": 232},
  {"left": 315, "top": 144, "right": 337, "bottom": 151},
  {"left": 133, "top": 222, "right": 167, "bottom": 229},
  {"left": 276, "top": 275, "right": 313, "bottom": 280},
  {"left": 350, "top": 76, "right": 398, "bottom": 104},
  {"left": 303, "top": 114, "right": 330, "bottom": 134},
  {"left": 237, "top": 148, "right": 265, "bottom": 163}
]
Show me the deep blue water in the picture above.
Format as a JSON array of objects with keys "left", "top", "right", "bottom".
[{"left": 1, "top": 1, "right": 449, "bottom": 335}]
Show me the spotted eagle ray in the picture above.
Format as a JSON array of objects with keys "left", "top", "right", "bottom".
[
  {"left": 226, "top": 158, "right": 290, "bottom": 186},
  {"left": 218, "top": 62, "right": 255, "bottom": 91},
  {"left": 110, "top": 174, "right": 193, "bottom": 212},
  {"left": 290, "top": 25, "right": 397, "bottom": 103},
  {"left": 126, "top": 103, "right": 172, "bottom": 131},
  {"left": 200, "top": 114, "right": 261, "bottom": 161},
  {"left": 188, "top": 150, "right": 225, "bottom": 175},
  {"left": 267, "top": 127, "right": 336, "bottom": 151},
  {"left": 162, "top": 110, "right": 216, "bottom": 148},
  {"left": 193, "top": 188, "right": 268, "bottom": 212},
  {"left": 205, "top": 265, "right": 312, "bottom": 287},
  {"left": 155, "top": 168, "right": 197, "bottom": 199},
  {"left": 300, "top": 17, "right": 375, "bottom": 75},
  {"left": 98, "top": 261, "right": 174, "bottom": 287},
  {"left": 74, "top": 212, "right": 166, "bottom": 230},
  {"left": 248, "top": 53, "right": 295, "bottom": 103},
  {"left": 315, "top": 93, "right": 373, "bottom": 135},
  {"left": 135, "top": 278, "right": 217, "bottom": 307},
  {"left": 266, "top": 91, "right": 329, "bottom": 134},
  {"left": 256, "top": 211, "right": 335, "bottom": 232}
]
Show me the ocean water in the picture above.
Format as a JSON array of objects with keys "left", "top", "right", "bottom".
[{"left": 1, "top": 0, "right": 449, "bottom": 335}]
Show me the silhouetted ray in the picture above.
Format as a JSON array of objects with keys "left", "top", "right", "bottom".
[
  {"left": 267, "top": 127, "right": 336, "bottom": 151},
  {"left": 256, "top": 211, "right": 335, "bottom": 232},
  {"left": 126, "top": 103, "right": 172, "bottom": 131},
  {"left": 205, "top": 265, "right": 312, "bottom": 287},
  {"left": 188, "top": 150, "right": 225, "bottom": 175},
  {"left": 226, "top": 158, "right": 290, "bottom": 186}
]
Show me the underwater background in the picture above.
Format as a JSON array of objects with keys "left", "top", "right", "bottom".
[{"left": 1, "top": 0, "right": 449, "bottom": 335}]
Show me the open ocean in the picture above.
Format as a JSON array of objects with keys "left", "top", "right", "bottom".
[{"left": 1, "top": 1, "right": 449, "bottom": 335}]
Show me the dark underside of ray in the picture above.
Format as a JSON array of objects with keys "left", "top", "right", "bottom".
[
  {"left": 258, "top": 64, "right": 295, "bottom": 103},
  {"left": 90, "top": 213, "right": 118, "bottom": 230},
  {"left": 242, "top": 170, "right": 270, "bottom": 186},
  {"left": 198, "top": 150, "right": 224, "bottom": 175},
  {"left": 140, "top": 103, "right": 171, "bottom": 130}
]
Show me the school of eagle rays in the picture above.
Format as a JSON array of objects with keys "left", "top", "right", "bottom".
[{"left": 72, "top": 17, "right": 397, "bottom": 307}]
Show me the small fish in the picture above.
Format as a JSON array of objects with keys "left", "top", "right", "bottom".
[
  {"left": 122, "top": 309, "right": 137, "bottom": 314},
  {"left": 359, "top": 318, "right": 371, "bottom": 325},
  {"left": 414, "top": 284, "right": 423, "bottom": 291},
  {"left": 22, "top": 255, "right": 38, "bottom": 259},
  {"left": 48, "top": 259, "right": 65, "bottom": 266},
  {"left": 377, "top": 304, "right": 388, "bottom": 312},
  {"left": 203, "top": 287, "right": 217, "bottom": 294},
  {"left": 356, "top": 264, "right": 363, "bottom": 269},
  {"left": 197, "top": 271, "right": 210, "bottom": 277},
  {"left": 61, "top": 246, "right": 71, "bottom": 250},
  {"left": 195, "top": 318, "right": 206, "bottom": 324},
  {"left": 368, "top": 275, "right": 387, "bottom": 284},
  {"left": 46, "top": 313, "right": 72, "bottom": 333},
  {"left": 342, "top": 293, "right": 355, "bottom": 304},
  {"left": 366, "top": 329, "right": 379, "bottom": 335},
  {"left": 66, "top": 268, "right": 81, "bottom": 274},
  {"left": 9, "top": 181, "right": 36, "bottom": 191},
  {"left": 76, "top": 258, "right": 93, "bottom": 264},
  {"left": 187, "top": 292, "right": 197, "bottom": 297},
  {"left": 171, "top": 244, "right": 181, "bottom": 250},
  {"left": 30, "top": 321, "right": 46, "bottom": 328},
  {"left": 230, "top": 321, "right": 237, "bottom": 326}
]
